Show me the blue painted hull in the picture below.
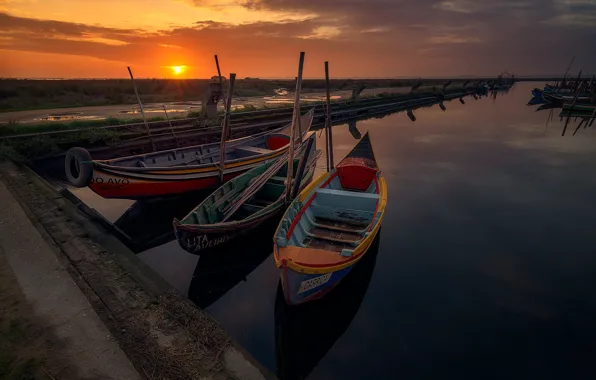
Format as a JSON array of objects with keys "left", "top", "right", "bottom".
[
  {"left": 531, "top": 88, "right": 543, "bottom": 98},
  {"left": 280, "top": 263, "right": 354, "bottom": 305}
]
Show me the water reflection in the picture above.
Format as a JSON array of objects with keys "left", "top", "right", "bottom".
[
  {"left": 348, "top": 120, "right": 361, "bottom": 140},
  {"left": 188, "top": 219, "right": 278, "bottom": 308},
  {"left": 28, "top": 82, "right": 596, "bottom": 380},
  {"left": 114, "top": 192, "right": 209, "bottom": 252},
  {"left": 274, "top": 234, "right": 381, "bottom": 380}
]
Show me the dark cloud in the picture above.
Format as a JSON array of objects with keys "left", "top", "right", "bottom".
[{"left": 1, "top": 0, "right": 596, "bottom": 78}]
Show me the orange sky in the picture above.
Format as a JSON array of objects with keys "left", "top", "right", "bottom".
[{"left": 1, "top": 0, "right": 595, "bottom": 78}]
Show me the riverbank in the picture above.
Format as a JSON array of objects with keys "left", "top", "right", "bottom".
[
  {"left": 0, "top": 86, "right": 482, "bottom": 163},
  {"left": 0, "top": 78, "right": 460, "bottom": 112},
  {"left": 0, "top": 161, "right": 276, "bottom": 380}
]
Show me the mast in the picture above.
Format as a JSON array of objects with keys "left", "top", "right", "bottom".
[
  {"left": 324, "top": 61, "right": 334, "bottom": 171},
  {"left": 127, "top": 67, "right": 155, "bottom": 151},
  {"left": 219, "top": 73, "right": 236, "bottom": 183},
  {"left": 285, "top": 52, "right": 305, "bottom": 203}
]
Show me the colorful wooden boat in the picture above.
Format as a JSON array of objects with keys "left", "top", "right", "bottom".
[
  {"left": 174, "top": 131, "right": 320, "bottom": 254},
  {"left": 562, "top": 103, "right": 596, "bottom": 112},
  {"left": 64, "top": 108, "right": 315, "bottom": 200},
  {"left": 273, "top": 132, "right": 386, "bottom": 305},
  {"left": 274, "top": 233, "right": 380, "bottom": 380}
]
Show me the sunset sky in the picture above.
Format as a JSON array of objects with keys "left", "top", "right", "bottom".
[{"left": 1, "top": 0, "right": 595, "bottom": 78}]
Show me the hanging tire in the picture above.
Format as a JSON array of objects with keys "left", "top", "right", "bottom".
[{"left": 65, "top": 147, "right": 93, "bottom": 188}]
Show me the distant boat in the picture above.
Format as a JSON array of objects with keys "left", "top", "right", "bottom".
[
  {"left": 273, "top": 132, "right": 386, "bottom": 305},
  {"left": 562, "top": 102, "right": 596, "bottom": 113},
  {"left": 543, "top": 93, "right": 593, "bottom": 105},
  {"left": 276, "top": 88, "right": 289, "bottom": 96},
  {"left": 64, "top": 108, "right": 315, "bottom": 200},
  {"left": 531, "top": 88, "right": 544, "bottom": 99},
  {"left": 173, "top": 131, "right": 320, "bottom": 255}
]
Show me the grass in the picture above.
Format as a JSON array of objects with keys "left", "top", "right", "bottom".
[
  {"left": 0, "top": 116, "right": 177, "bottom": 137},
  {"left": 0, "top": 78, "right": 465, "bottom": 112}
]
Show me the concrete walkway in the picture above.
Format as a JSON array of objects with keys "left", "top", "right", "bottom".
[{"left": 0, "top": 181, "right": 141, "bottom": 380}]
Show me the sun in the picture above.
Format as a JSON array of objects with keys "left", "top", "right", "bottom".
[{"left": 170, "top": 65, "right": 186, "bottom": 75}]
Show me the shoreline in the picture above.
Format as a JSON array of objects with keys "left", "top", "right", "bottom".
[{"left": 0, "top": 161, "right": 277, "bottom": 380}]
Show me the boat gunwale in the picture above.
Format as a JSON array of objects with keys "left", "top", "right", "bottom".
[{"left": 93, "top": 108, "right": 316, "bottom": 171}]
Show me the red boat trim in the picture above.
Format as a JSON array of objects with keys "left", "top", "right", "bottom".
[{"left": 285, "top": 194, "right": 317, "bottom": 240}]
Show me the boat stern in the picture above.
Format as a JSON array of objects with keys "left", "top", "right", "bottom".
[{"left": 278, "top": 257, "right": 353, "bottom": 305}]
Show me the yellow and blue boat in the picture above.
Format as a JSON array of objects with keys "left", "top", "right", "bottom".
[{"left": 273, "top": 132, "right": 386, "bottom": 305}]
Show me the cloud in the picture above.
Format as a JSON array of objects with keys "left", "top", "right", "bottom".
[
  {"left": 298, "top": 26, "right": 342, "bottom": 39},
  {"left": 429, "top": 33, "right": 482, "bottom": 44},
  {"left": 1, "top": 0, "right": 596, "bottom": 78}
]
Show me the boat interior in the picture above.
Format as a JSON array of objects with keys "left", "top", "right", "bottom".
[
  {"left": 105, "top": 133, "right": 290, "bottom": 169},
  {"left": 277, "top": 162, "right": 382, "bottom": 258},
  {"left": 186, "top": 158, "right": 305, "bottom": 225}
]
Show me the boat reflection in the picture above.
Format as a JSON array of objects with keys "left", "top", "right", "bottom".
[
  {"left": 187, "top": 219, "right": 278, "bottom": 308},
  {"left": 274, "top": 232, "right": 381, "bottom": 380},
  {"left": 113, "top": 191, "right": 209, "bottom": 252},
  {"left": 348, "top": 120, "right": 361, "bottom": 140},
  {"left": 535, "top": 103, "right": 560, "bottom": 112}
]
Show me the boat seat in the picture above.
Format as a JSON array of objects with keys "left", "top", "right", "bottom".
[
  {"left": 314, "top": 188, "right": 379, "bottom": 211},
  {"left": 235, "top": 146, "right": 272, "bottom": 155},
  {"left": 137, "top": 161, "right": 148, "bottom": 167}
]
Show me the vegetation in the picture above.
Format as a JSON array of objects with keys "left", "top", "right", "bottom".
[{"left": 0, "top": 78, "right": 453, "bottom": 112}]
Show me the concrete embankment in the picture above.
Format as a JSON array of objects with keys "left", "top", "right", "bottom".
[{"left": 0, "top": 161, "right": 276, "bottom": 380}]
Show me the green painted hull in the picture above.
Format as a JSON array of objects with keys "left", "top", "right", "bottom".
[
  {"left": 562, "top": 103, "right": 596, "bottom": 112},
  {"left": 174, "top": 136, "right": 319, "bottom": 254}
]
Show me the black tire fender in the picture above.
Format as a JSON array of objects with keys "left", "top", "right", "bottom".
[{"left": 65, "top": 147, "right": 93, "bottom": 187}]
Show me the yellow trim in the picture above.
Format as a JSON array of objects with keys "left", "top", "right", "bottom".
[
  {"left": 99, "top": 148, "right": 286, "bottom": 175},
  {"left": 298, "top": 172, "right": 331, "bottom": 202},
  {"left": 274, "top": 174, "right": 387, "bottom": 274}
]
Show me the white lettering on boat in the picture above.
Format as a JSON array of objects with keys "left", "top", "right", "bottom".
[
  {"left": 186, "top": 234, "right": 230, "bottom": 252},
  {"left": 297, "top": 273, "right": 332, "bottom": 295},
  {"left": 90, "top": 178, "right": 130, "bottom": 186}
]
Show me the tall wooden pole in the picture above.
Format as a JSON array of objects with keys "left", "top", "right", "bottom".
[
  {"left": 127, "top": 67, "right": 155, "bottom": 151},
  {"left": 559, "top": 55, "right": 575, "bottom": 89},
  {"left": 285, "top": 52, "right": 305, "bottom": 203},
  {"left": 162, "top": 105, "right": 179, "bottom": 148},
  {"left": 214, "top": 55, "right": 228, "bottom": 107},
  {"left": 324, "top": 61, "right": 334, "bottom": 171},
  {"left": 219, "top": 73, "right": 236, "bottom": 183}
]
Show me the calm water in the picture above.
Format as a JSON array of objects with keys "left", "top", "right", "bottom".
[{"left": 54, "top": 83, "right": 596, "bottom": 379}]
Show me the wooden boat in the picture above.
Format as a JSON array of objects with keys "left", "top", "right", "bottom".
[
  {"left": 273, "top": 132, "right": 386, "bottom": 305},
  {"left": 174, "top": 131, "right": 320, "bottom": 254},
  {"left": 562, "top": 103, "right": 596, "bottom": 112},
  {"left": 274, "top": 233, "right": 380, "bottom": 380},
  {"left": 64, "top": 108, "right": 315, "bottom": 200},
  {"left": 543, "top": 92, "right": 593, "bottom": 105}
]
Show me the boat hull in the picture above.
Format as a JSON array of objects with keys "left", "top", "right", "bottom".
[
  {"left": 562, "top": 103, "right": 596, "bottom": 112},
  {"left": 531, "top": 88, "right": 543, "bottom": 98},
  {"left": 175, "top": 204, "right": 283, "bottom": 254},
  {"left": 88, "top": 154, "right": 283, "bottom": 200},
  {"left": 174, "top": 166, "right": 316, "bottom": 255},
  {"left": 276, "top": 225, "right": 380, "bottom": 305}
]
